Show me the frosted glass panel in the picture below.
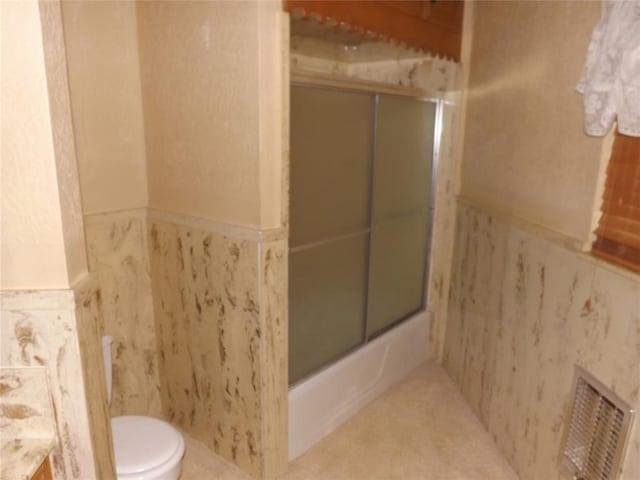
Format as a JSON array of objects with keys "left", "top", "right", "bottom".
[
  {"left": 367, "top": 214, "right": 429, "bottom": 338},
  {"left": 289, "top": 235, "right": 369, "bottom": 384},
  {"left": 290, "top": 86, "right": 373, "bottom": 247},
  {"left": 288, "top": 87, "right": 437, "bottom": 384},
  {"left": 372, "top": 96, "right": 435, "bottom": 220}
]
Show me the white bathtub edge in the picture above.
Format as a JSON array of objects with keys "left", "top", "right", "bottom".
[{"left": 288, "top": 311, "right": 430, "bottom": 461}]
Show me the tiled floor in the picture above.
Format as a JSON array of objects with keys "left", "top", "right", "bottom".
[{"left": 181, "top": 363, "right": 518, "bottom": 479}]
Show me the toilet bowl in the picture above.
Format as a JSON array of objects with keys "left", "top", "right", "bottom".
[
  {"left": 103, "top": 336, "right": 185, "bottom": 480},
  {"left": 111, "top": 416, "right": 184, "bottom": 480}
]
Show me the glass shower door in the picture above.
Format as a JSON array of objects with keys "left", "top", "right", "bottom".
[
  {"left": 289, "top": 85, "right": 437, "bottom": 385},
  {"left": 289, "top": 85, "right": 373, "bottom": 384},
  {"left": 366, "top": 96, "right": 435, "bottom": 338}
]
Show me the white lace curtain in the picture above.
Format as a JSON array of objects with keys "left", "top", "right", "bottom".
[{"left": 577, "top": 0, "right": 640, "bottom": 137}]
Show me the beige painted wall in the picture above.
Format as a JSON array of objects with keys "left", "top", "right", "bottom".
[
  {"left": 62, "top": 1, "right": 148, "bottom": 215},
  {"left": 460, "top": 1, "right": 603, "bottom": 242},
  {"left": 1, "top": 0, "right": 86, "bottom": 289},
  {"left": 137, "top": 1, "right": 284, "bottom": 229}
]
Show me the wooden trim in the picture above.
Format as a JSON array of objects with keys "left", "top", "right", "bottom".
[
  {"left": 31, "top": 457, "right": 53, "bottom": 480},
  {"left": 593, "top": 239, "right": 640, "bottom": 274},
  {"left": 284, "top": 0, "right": 463, "bottom": 61}
]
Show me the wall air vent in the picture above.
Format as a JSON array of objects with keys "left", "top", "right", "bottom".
[{"left": 560, "top": 366, "right": 635, "bottom": 480}]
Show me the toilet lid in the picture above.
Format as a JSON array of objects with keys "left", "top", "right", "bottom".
[{"left": 111, "top": 416, "right": 183, "bottom": 474}]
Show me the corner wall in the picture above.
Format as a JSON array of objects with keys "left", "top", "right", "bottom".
[
  {"left": 1, "top": 2, "right": 113, "bottom": 478},
  {"left": 61, "top": 1, "right": 148, "bottom": 216},
  {"left": 61, "top": 1, "right": 162, "bottom": 418},
  {"left": 1, "top": 281, "right": 115, "bottom": 480},
  {"left": 137, "top": 1, "right": 283, "bottom": 229},
  {"left": 444, "top": 203, "right": 640, "bottom": 480},
  {"left": 445, "top": 2, "right": 640, "bottom": 479},
  {"left": 64, "top": 2, "right": 289, "bottom": 478},
  {"left": 1, "top": 0, "right": 86, "bottom": 289},
  {"left": 459, "top": 1, "right": 603, "bottom": 243}
]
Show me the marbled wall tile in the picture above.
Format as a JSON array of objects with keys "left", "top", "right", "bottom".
[
  {"left": 427, "top": 96, "right": 463, "bottom": 361},
  {"left": 346, "top": 57, "right": 459, "bottom": 93},
  {"left": 257, "top": 240, "right": 288, "bottom": 478},
  {"left": 1, "top": 438, "right": 55, "bottom": 480},
  {"left": 84, "top": 212, "right": 162, "bottom": 417},
  {"left": 444, "top": 203, "right": 640, "bottom": 480},
  {"left": 292, "top": 52, "right": 460, "bottom": 95},
  {"left": 1, "top": 286, "right": 100, "bottom": 480},
  {"left": 73, "top": 280, "right": 116, "bottom": 479},
  {"left": 85, "top": 208, "right": 287, "bottom": 479},
  {"left": 149, "top": 219, "right": 265, "bottom": 478},
  {"left": 442, "top": 204, "right": 511, "bottom": 427},
  {"left": 0, "top": 367, "right": 53, "bottom": 439},
  {"left": 290, "top": 53, "right": 348, "bottom": 77}
]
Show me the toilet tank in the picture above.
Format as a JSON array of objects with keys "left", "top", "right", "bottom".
[{"left": 102, "top": 334, "right": 113, "bottom": 404}]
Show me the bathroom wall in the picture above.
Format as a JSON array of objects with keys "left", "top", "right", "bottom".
[
  {"left": 1, "top": 2, "right": 114, "bottom": 479},
  {"left": 137, "top": 1, "right": 284, "bottom": 229},
  {"left": 459, "top": 1, "right": 604, "bottom": 243},
  {"left": 291, "top": 43, "right": 462, "bottom": 360},
  {"left": 1, "top": 281, "right": 116, "bottom": 480},
  {"left": 147, "top": 215, "right": 286, "bottom": 478},
  {"left": 1, "top": 0, "right": 85, "bottom": 289},
  {"left": 61, "top": 1, "right": 162, "bottom": 418},
  {"left": 444, "top": 203, "right": 640, "bottom": 480},
  {"left": 65, "top": 2, "right": 287, "bottom": 478},
  {"left": 137, "top": 3, "right": 288, "bottom": 478},
  {"left": 63, "top": 1, "right": 289, "bottom": 477},
  {"left": 445, "top": 2, "right": 640, "bottom": 479},
  {"left": 61, "top": 1, "right": 148, "bottom": 216},
  {"left": 83, "top": 211, "right": 162, "bottom": 417}
]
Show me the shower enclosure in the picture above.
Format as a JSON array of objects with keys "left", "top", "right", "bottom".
[
  {"left": 288, "top": 81, "right": 439, "bottom": 457},
  {"left": 289, "top": 84, "right": 437, "bottom": 384}
]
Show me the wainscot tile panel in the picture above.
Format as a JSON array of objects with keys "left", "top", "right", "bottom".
[
  {"left": 426, "top": 97, "right": 462, "bottom": 362},
  {"left": 257, "top": 240, "right": 288, "bottom": 478},
  {"left": 148, "top": 218, "right": 287, "bottom": 479},
  {"left": 443, "top": 203, "right": 640, "bottom": 480},
  {"left": 0, "top": 367, "right": 54, "bottom": 439},
  {"left": 74, "top": 280, "right": 116, "bottom": 479},
  {"left": 84, "top": 212, "right": 162, "bottom": 417},
  {"left": 0, "top": 277, "right": 115, "bottom": 480}
]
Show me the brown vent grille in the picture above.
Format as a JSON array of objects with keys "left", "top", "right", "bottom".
[{"left": 561, "top": 367, "right": 635, "bottom": 480}]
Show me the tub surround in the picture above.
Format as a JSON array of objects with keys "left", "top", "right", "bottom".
[
  {"left": 0, "top": 368, "right": 55, "bottom": 480},
  {"left": 291, "top": 42, "right": 459, "bottom": 95},
  {"left": 288, "top": 312, "right": 430, "bottom": 461},
  {"left": 0, "top": 277, "right": 115, "bottom": 480},
  {"left": 443, "top": 202, "right": 640, "bottom": 480},
  {"left": 256, "top": 238, "right": 288, "bottom": 479},
  {"left": 291, "top": 47, "right": 462, "bottom": 362},
  {"left": 425, "top": 98, "right": 461, "bottom": 362}
]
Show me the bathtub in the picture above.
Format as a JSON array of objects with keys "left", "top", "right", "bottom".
[{"left": 288, "top": 311, "right": 431, "bottom": 460}]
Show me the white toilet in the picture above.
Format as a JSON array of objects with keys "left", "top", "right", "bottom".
[{"left": 102, "top": 335, "right": 185, "bottom": 480}]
